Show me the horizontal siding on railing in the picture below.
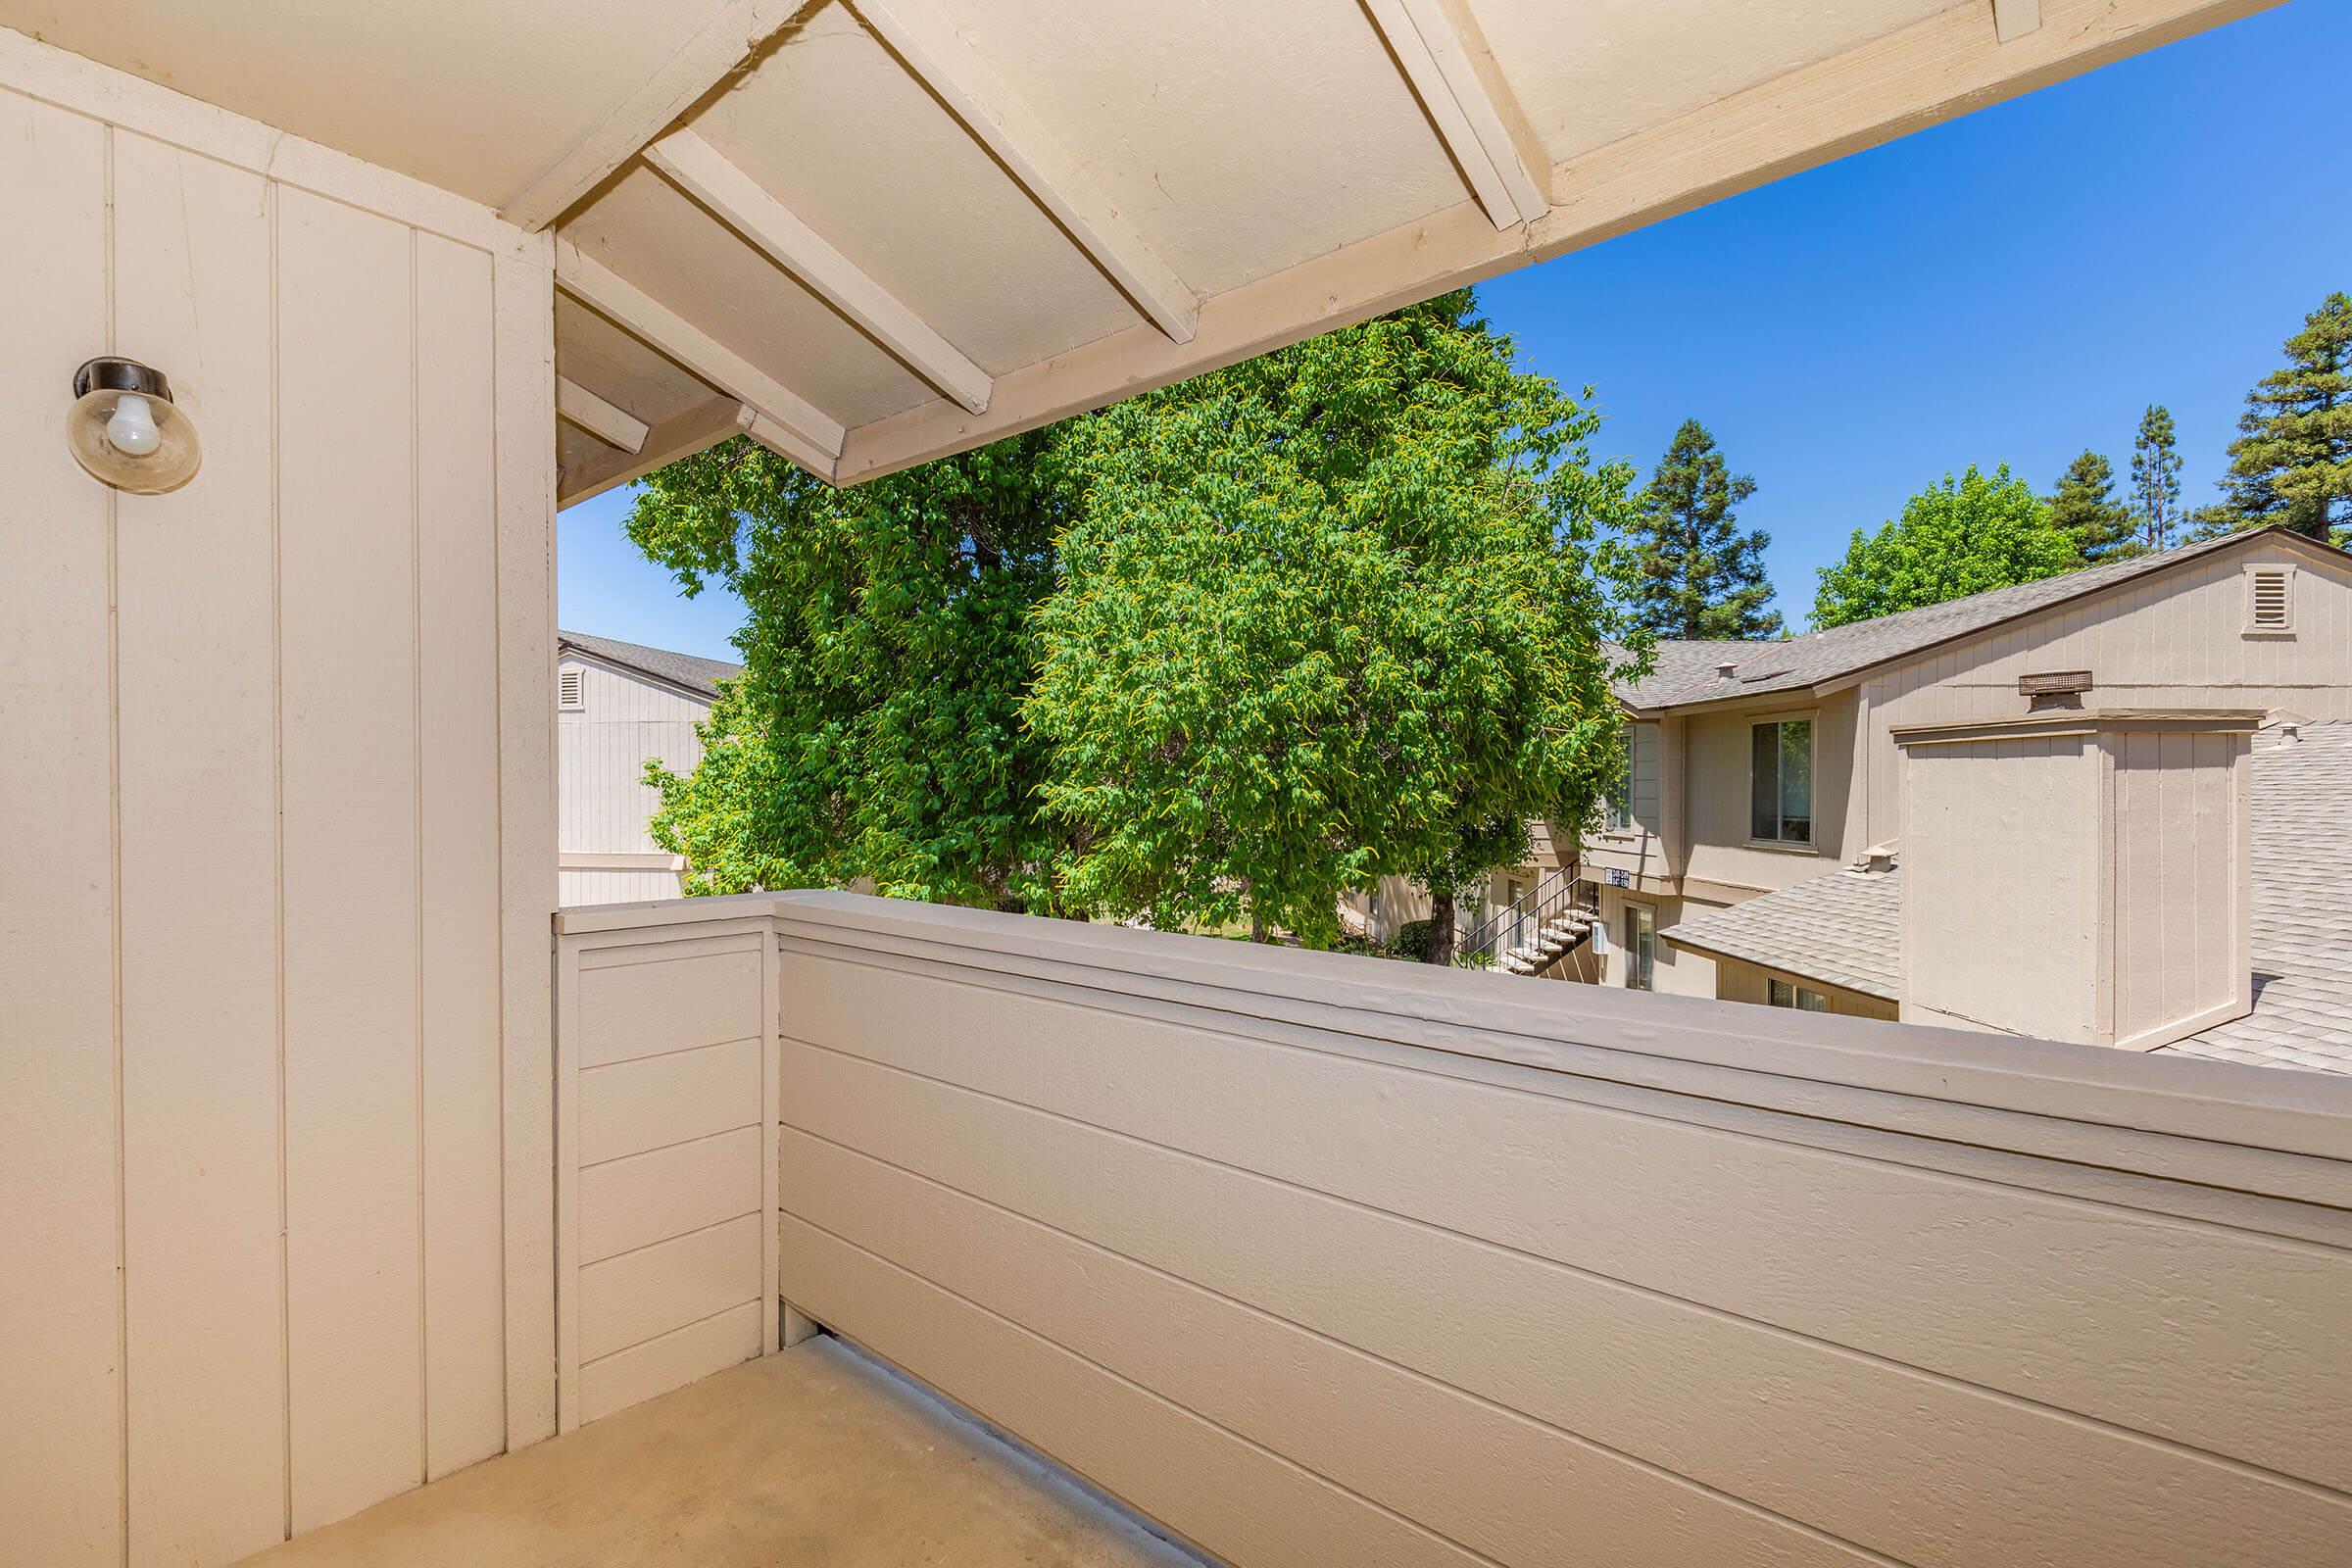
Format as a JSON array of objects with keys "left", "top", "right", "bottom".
[
  {"left": 768, "top": 894, "right": 2352, "bottom": 1568},
  {"left": 558, "top": 925, "right": 777, "bottom": 1428}
]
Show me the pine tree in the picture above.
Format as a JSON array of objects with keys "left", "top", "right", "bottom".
[
  {"left": 1627, "top": 418, "right": 1783, "bottom": 640},
  {"left": 2046, "top": 450, "right": 2138, "bottom": 562},
  {"left": 2210, "top": 290, "right": 2352, "bottom": 543},
  {"left": 2129, "top": 405, "right": 2183, "bottom": 553}
]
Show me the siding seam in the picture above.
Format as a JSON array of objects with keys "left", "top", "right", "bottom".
[{"left": 777, "top": 1035, "right": 2352, "bottom": 1503}]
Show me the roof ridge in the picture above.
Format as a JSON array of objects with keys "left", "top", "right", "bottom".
[{"left": 1620, "top": 527, "right": 2337, "bottom": 710}]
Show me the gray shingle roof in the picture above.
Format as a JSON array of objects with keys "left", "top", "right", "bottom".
[
  {"left": 1617, "top": 529, "right": 2317, "bottom": 710},
  {"left": 558, "top": 629, "right": 742, "bottom": 701},
  {"left": 1662, "top": 863, "right": 1904, "bottom": 1001},
  {"left": 2161, "top": 722, "right": 2352, "bottom": 1074},
  {"left": 1660, "top": 723, "right": 2352, "bottom": 1074}
]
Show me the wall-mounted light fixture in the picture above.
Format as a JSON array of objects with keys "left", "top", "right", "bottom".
[{"left": 68, "top": 358, "right": 201, "bottom": 493}]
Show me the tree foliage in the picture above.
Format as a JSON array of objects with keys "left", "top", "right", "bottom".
[
  {"left": 2130, "top": 404, "right": 2184, "bottom": 553},
  {"left": 628, "top": 292, "right": 1643, "bottom": 953},
  {"left": 2046, "top": 449, "right": 2139, "bottom": 562},
  {"left": 1811, "top": 465, "right": 2081, "bottom": 629},
  {"left": 1624, "top": 418, "right": 1783, "bottom": 639},
  {"left": 627, "top": 434, "right": 1076, "bottom": 909},
  {"left": 2206, "top": 290, "right": 2352, "bottom": 543},
  {"left": 1025, "top": 292, "right": 1642, "bottom": 951}
]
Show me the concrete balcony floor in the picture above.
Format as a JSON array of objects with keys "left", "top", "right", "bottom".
[{"left": 240, "top": 1337, "right": 1199, "bottom": 1567}]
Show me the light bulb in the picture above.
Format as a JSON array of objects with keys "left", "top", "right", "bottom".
[
  {"left": 68, "top": 358, "right": 202, "bottom": 494},
  {"left": 107, "top": 394, "right": 162, "bottom": 457}
]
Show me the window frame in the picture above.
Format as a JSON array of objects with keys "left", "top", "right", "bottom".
[
  {"left": 1768, "top": 976, "right": 1831, "bottom": 1011},
  {"left": 1600, "top": 724, "right": 1636, "bottom": 835},
  {"left": 1746, "top": 711, "right": 1818, "bottom": 849},
  {"left": 1622, "top": 902, "right": 1655, "bottom": 991}
]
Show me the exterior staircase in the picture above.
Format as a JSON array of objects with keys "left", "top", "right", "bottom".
[
  {"left": 1497, "top": 908, "right": 1596, "bottom": 976},
  {"left": 1456, "top": 868, "right": 1599, "bottom": 978}
]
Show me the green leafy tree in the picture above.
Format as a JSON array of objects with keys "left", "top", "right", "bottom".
[
  {"left": 627, "top": 433, "right": 1077, "bottom": 909},
  {"left": 1025, "top": 292, "right": 1642, "bottom": 958},
  {"left": 2046, "top": 449, "right": 2139, "bottom": 562},
  {"left": 1625, "top": 419, "right": 1783, "bottom": 638},
  {"left": 2205, "top": 290, "right": 2352, "bottom": 543},
  {"left": 1811, "top": 466, "right": 2081, "bottom": 629},
  {"left": 2130, "top": 404, "right": 2184, "bottom": 552}
]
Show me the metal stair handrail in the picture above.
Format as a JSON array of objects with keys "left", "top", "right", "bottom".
[{"left": 1454, "top": 866, "right": 1596, "bottom": 968}]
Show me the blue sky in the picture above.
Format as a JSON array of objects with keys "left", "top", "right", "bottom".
[{"left": 561, "top": 0, "right": 2352, "bottom": 659}]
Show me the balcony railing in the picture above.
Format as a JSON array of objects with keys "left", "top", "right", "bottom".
[{"left": 538, "top": 890, "right": 2352, "bottom": 1568}]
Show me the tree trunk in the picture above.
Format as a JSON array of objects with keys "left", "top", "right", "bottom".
[{"left": 1422, "top": 890, "right": 1456, "bottom": 964}]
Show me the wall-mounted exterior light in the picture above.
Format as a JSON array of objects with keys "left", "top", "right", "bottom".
[{"left": 68, "top": 358, "right": 201, "bottom": 493}]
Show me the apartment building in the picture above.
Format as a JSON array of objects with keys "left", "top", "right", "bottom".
[{"left": 1568, "top": 527, "right": 2352, "bottom": 1067}]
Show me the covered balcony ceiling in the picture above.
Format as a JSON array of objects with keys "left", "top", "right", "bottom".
[{"left": 7, "top": 0, "right": 2276, "bottom": 502}]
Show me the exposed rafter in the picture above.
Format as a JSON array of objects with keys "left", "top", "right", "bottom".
[
  {"left": 554, "top": 238, "right": 843, "bottom": 478},
  {"left": 834, "top": 0, "right": 2277, "bottom": 484},
  {"left": 849, "top": 0, "right": 1200, "bottom": 345},
  {"left": 1361, "top": 0, "right": 1551, "bottom": 228},
  {"left": 1992, "top": 0, "right": 2044, "bottom": 41},
  {"left": 500, "top": 0, "right": 805, "bottom": 231},
  {"left": 560, "top": 396, "right": 757, "bottom": 509},
  {"left": 556, "top": 374, "right": 651, "bottom": 454},
  {"left": 645, "top": 129, "right": 994, "bottom": 415}
]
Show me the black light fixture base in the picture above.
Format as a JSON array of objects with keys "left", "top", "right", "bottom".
[{"left": 73, "top": 357, "right": 174, "bottom": 404}]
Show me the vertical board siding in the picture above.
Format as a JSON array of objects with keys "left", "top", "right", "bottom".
[
  {"left": 415, "top": 232, "right": 510, "bottom": 1481},
  {"left": 0, "top": 88, "right": 120, "bottom": 1568},
  {"left": 0, "top": 35, "right": 555, "bottom": 1563},
  {"left": 111, "top": 130, "right": 286, "bottom": 1568},
  {"left": 764, "top": 905, "right": 2352, "bottom": 1568},
  {"left": 277, "top": 184, "right": 425, "bottom": 1533},
  {"left": 492, "top": 243, "right": 559, "bottom": 1451},
  {"left": 556, "top": 658, "right": 711, "bottom": 898}
]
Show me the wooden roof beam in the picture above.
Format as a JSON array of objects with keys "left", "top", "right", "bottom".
[
  {"left": 849, "top": 0, "right": 1200, "bottom": 344},
  {"left": 556, "top": 374, "right": 651, "bottom": 454},
  {"left": 555, "top": 238, "right": 843, "bottom": 478},
  {"left": 500, "top": 0, "right": 805, "bottom": 231},
  {"left": 1993, "top": 0, "right": 2045, "bottom": 41},
  {"left": 559, "top": 395, "right": 756, "bottom": 509},
  {"left": 645, "top": 129, "right": 994, "bottom": 414},
  {"left": 1361, "top": 0, "right": 1552, "bottom": 228}
]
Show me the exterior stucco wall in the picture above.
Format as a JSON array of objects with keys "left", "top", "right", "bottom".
[
  {"left": 0, "top": 34, "right": 557, "bottom": 1566},
  {"left": 1680, "top": 688, "right": 1862, "bottom": 896},
  {"left": 1594, "top": 888, "right": 1719, "bottom": 997}
]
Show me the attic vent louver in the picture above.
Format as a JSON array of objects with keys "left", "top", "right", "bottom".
[
  {"left": 2247, "top": 566, "right": 2293, "bottom": 633},
  {"left": 559, "top": 667, "right": 585, "bottom": 710}
]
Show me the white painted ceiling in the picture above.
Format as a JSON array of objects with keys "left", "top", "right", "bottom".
[{"left": 0, "top": 0, "right": 2274, "bottom": 500}]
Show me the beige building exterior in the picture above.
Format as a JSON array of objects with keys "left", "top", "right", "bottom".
[
  {"left": 557, "top": 631, "right": 738, "bottom": 904},
  {"left": 1570, "top": 529, "right": 2352, "bottom": 1011},
  {"left": 7, "top": 9, "right": 2351, "bottom": 1568}
]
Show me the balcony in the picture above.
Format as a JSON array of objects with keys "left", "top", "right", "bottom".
[
  {"left": 267, "top": 888, "right": 2345, "bottom": 1568},
  {"left": 6, "top": 6, "right": 2350, "bottom": 1566},
  {"left": 245, "top": 1336, "right": 1191, "bottom": 1568}
]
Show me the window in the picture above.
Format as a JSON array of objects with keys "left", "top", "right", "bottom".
[
  {"left": 1750, "top": 718, "right": 1813, "bottom": 845},
  {"left": 1768, "top": 978, "right": 1830, "bottom": 1011},
  {"left": 1623, "top": 905, "right": 1654, "bottom": 991},
  {"left": 1602, "top": 726, "right": 1633, "bottom": 832},
  {"left": 2246, "top": 565, "right": 2294, "bottom": 634},
  {"left": 558, "top": 666, "right": 585, "bottom": 710}
]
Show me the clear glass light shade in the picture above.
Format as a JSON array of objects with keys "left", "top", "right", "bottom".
[{"left": 67, "top": 386, "right": 202, "bottom": 494}]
